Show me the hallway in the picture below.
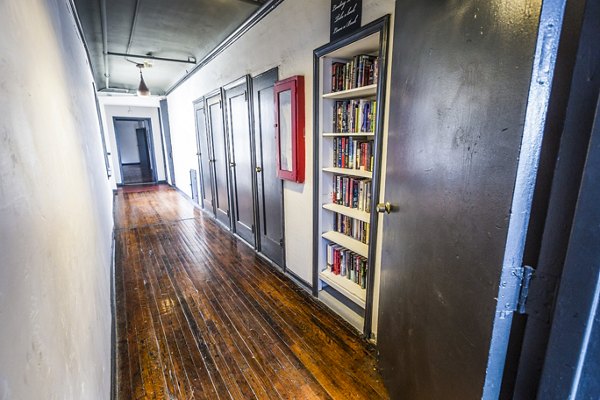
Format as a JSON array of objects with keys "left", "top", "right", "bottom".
[{"left": 114, "top": 185, "right": 388, "bottom": 399}]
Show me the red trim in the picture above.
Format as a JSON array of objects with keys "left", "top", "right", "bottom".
[{"left": 274, "top": 75, "right": 305, "bottom": 183}]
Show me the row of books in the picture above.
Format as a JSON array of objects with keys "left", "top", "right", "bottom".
[
  {"left": 333, "top": 99, "right": 377, "bottom": 133},
  {"left": 332, "top": 176, "right": 372, "bottom": 212},
  {"left": 326, "top": 243, "right": 368, "bottom": 289},
  {"left": 333, "top": 214, "right": 370, "bottom": 245},
  {"left": 333, "top": 137, "right": 374, "bottom": 171},
  {"left": 331, "top": 55, "right": 379, "bottom": 92}
]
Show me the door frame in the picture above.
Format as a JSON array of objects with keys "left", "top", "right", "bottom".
[
  {"left": 501, "top": 0, "right": 600, "bottom": 396},
  {"left": 536, "top": 96, "right": 600, "bottom": 398},
  {"left": 193, "top": 96, "right": 216, "bottom": 214},
  {"left": 205, "top": 89, "right": 233, "bottom": 229},
  {"left": 112, "top": 116, "right": 157, "bottom": 185},
  {"left": 159, "top": 99, "right": 176, "bottom": 186},
  {"left": 223, "top": 75, "right": 257, "bottom": 246},
  {"left": 251, "top": 67, "right": 286, "bottom": 269}
]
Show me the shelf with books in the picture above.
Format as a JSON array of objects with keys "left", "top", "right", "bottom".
[
  {"left": 322, "top": 203, "right": 370, "bottom": 223},
  {"left": 322, "top": 167, "right": 372, "bottom": 179},
  {"left": 319, "top": 269, "right": 366, "bottom": 308},
  {"left": 322, "top": 231, "right": 369, "bottom": 258},
  {"left": 322, "top": 132, "right": 375, "bottom": 137},
  {"left": 322, "top": 84, "right": 377, "bottom": 100},
  {"left": 313, "top": 15, "right": 390, "bottom": 335}
]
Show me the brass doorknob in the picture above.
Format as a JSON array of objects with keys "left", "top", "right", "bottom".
[
  {"left": 376, "top": 202, "right": 392, "bottom": 214},
  {"left": 256, "top": 167, "right": 263, "bottom": 173}
]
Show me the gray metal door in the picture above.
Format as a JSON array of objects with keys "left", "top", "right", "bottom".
[
  {"left": 136, "top": 128, "right": 150, "bottom": 172},
  {"left": 252, "top": 68, "right": 284, "bottom": 267},
  {"left": 224, "top": 78, "right": 255, "bottom": 246},
  {"left": 206, "top": 93, "right": 230, "bottom": 228},
  {"left": 537, "top": 96, "right": 600, "bottom": 399},
  {"left": 376, "top": 1, "right": 543, "bottom": 398},
  {"left": 194, "top": 101, "right": 215, "bottom": 214}
]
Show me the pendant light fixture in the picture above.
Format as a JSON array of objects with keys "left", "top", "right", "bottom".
[{"left": 136, "top": 63, "right": 151, "bottom": 96}]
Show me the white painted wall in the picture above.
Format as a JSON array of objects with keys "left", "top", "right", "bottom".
[
  {"left": 167, "top": 0, "right": 394, "bottom": 326},
  {"left": 100, "top": 103, "right": 165, "bottom": 185},
  {"left": 114, "top": 120, "right": 142, "bottom": 164},
  {"left": 0, "top": 0, "right": 114, "bottom": 398}
]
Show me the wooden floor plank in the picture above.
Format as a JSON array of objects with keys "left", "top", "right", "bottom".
[
  {"left": 177, "top": 221, "right": 385, "bottom": 399},
  {"left": 115, "top": 184, "right": 389, "bottom": 400}
]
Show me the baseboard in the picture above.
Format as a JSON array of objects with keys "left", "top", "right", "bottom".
[
  {"left": 173, "top": 185, "right": 194, "bottom": 203},
  {"left": 285, "top": 269, "right": 313, "bottom": 292},
  {"left": 110, "top": 224, "right": 117, "bottom": 399}
]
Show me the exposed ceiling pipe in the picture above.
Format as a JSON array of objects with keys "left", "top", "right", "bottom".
[
  {"left": 100, "top": 0, "right": 109, "bottom": 89},
  {"left": 107, "top": 52, "right": 196, "bottom": 64},
  {"left": 126, "top": 0, "right": 142, "bottom": 55},
  {"left": 234, "top": 0, "right": 267, "bottom": 5}
]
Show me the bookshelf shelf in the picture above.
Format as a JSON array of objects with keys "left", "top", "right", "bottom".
[
  {"left": 323, "top": 203, "right": 370, "bottom": 223},
  {"left": 322, "top": 84, "right": 377, "bottom": 99},
  {"left": 322, "top": 231, "right": 369, "bottom": 258},
  {"left": 313, "top": 16, "right": 390, "bottom": 336},
  {"left": 319, "top": 269, "right": 366, "bottom": 308},
  {"left": 322, "top": 167, "right": 373, "bottom": 179},
  {"left": 322, "top": 132, "right": 375, "bottom": 137}
]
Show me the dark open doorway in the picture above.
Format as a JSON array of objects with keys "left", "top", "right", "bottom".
[{"left": 113, "top": 117, "right": 157, "bottom": 185}]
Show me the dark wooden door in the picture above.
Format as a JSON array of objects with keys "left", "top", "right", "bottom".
[
  {"left": 194, "top": 101, "right": 215, "bottom": 214},
  {"left": 377, "top": 1, "right": 543, "bottom": 399},
  {"left": 224, "top": 78, "right": 256, "bottom": 246},
  {"left": 252, "top": 69, "right": 284, "bottom": 267},
  {"left": 206, "top": 93, "right": 230, "bottom": 228},
  {"left": 136, "top": 128, "right": 151, "bottom": 172}
]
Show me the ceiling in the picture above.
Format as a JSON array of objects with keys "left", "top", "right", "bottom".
[{"left": 74, "top": 0, "right": 265, "bottom": 95}]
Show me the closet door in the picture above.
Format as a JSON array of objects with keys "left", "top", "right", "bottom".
[
  {"left": 206, "top": 93, "right": 231, "bottom": 228},
  {"left": 193, "top": 99, "right": 215, "bottom": 214},
  {"left": 252, "top": 68, "right": 285, "bottom": 267},
  {"left": 377, "top": 2, "right": 543, "bottom": 399},
  {"left": 224, "top": 77, "right": 256, "bottom": 246}
]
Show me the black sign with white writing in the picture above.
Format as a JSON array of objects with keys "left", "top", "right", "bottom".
[{"left": 330, "top": 0, "right": 362, "bottom": 41}]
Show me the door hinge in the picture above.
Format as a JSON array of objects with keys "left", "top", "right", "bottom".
[
  {"left": 251, "top": 224, "right": 255, "bottom": 233},
  {"left": 516, "top": 265, "right": 535, "bottom": 314},
  {"left": 279, "top": 238, "right": 284, "bottom": 247}
]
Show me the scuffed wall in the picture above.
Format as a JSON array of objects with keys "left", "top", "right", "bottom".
[
  {"left": 167, "top": 0, "right": 394, "bottom": 287},
  {"left": 0, "top": 0, "right": 114, "bottom": 398}
]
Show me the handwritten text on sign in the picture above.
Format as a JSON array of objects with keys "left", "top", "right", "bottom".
[{"left": 330, "top": 0, "right": 362, "bottom": 41}]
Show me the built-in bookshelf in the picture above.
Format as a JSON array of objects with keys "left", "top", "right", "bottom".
[{"left": 312, "top": 16, "right": 390, "bottom": 336}]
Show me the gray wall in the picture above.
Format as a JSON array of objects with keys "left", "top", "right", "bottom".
[
  {"left": 115, "top": 120, "right": 142, "bottom": 164},
  {"left": 0, "top": 0, "right": 114, "bottom": 398},
  {"left": 166, "top": 0, "right": 395, "bottom": 294}
]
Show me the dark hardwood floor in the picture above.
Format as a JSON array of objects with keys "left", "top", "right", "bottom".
[{"left": 114, "top": 185, "right": 388, "bottom": 399}]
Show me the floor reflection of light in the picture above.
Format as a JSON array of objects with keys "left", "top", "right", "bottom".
[{"left": 160, "top": 298, "right": 175, "bottom": 314}]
